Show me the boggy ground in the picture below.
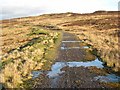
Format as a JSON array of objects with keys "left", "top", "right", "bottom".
[
  {"left": 0, "top": 26, "right": 62, "bottom": 88},
  {"left": 34, "top": 32, "right": 120, "bottom": 88},
  {"left": 1, "top": 11, "right": 120, "bottom": 89},
  {"left": 1, "top": 11, "right": 119, "bottom": 72}
]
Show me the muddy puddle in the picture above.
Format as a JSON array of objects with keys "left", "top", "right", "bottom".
[
  {"left": 61, "top": 41, "right": 89, "bottom": 50},
  {"left": 61, "top": 47, "right": 80, "bottom": 50},
  {"left": 94, "top": 74, "right": 120, "bottom": 83},
  {"left": 62, "top": 40, "right": 82, "bottom": 43},
  {"left": 32, "top": 58, "right": 102, "bottom": 78},
  {"left": 61, "top": 46, "right": 89, "bottom": 50},
  {"left": 32, "top": 57, "right": 120, "bottom": 83},
  {"left": 83, "top": 46, "right": 89, "bottom": 49},
  {"left": 32, "top": 71, "right": 43, "bottom": 79},
  {"left": 32, "top": 59, "right": 120, "bottom": 86}
]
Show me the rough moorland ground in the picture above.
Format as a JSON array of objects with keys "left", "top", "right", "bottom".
[
  {"left": 0, "top": 20, "right": 62, "bottom": 88},
  {"left": 0, "top": 11, "right": 119, "bottom": 88},
  {"left": 31, "top": 11, "right": 119, "bottom": 72}
]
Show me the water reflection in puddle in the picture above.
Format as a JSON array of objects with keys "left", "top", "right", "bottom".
[
  {"left": 0, "top": 84, "right": 2, "bottom": 90},
  {"left": 67, "top": 58, "right": 103, "bottom": 68},
  {"left": 62, "top": 41, "right": 82, "bottom": 43},
  {"left": 32, "top": 71, "right": 43, "bottom": 79},
  {"left": 32, "top": 58, "right": 104, "bottom": 79},
  {"left": 47, "top": 58, "right": 104, "bottom": 78},
  {"left": 32, "top": 59, "right": 120, "bottom": 85},
  {"left": 83, "top": 46, "right": 89, "bottom": 49},
  {"left": 61, "top": 46, "right": 89, "bottom": 50},
  {"left": 61, "top": 47, "right": 80, "bottom": 50},
  {"left": 31, "top": 39, "right": 120, "bottom": 84},
  {"left": 94, "top": 74, "right": 120, "bottom": 83}
]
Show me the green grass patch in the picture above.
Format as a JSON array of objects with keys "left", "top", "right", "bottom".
[
  {"left": 42, "top": 32, "right": 62, "bottom": 70},
  {"left": 0, "top": 61, "right": 2, "bottom": 69},
  {"left": 2, "top": 58, "right": 14, "bottom": 68},
  {"left": 29, "top": 27, "right": 49, "bottom": 35}
]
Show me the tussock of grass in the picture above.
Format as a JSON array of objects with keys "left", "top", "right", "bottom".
[
  {"left": 77, "top": 30, "right": 119, "bottom": 72},
  {"left": 0, "top": 26, "right": 62, "bottom": 88}
]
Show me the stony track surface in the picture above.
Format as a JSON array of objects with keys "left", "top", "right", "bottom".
[{"left": 34, "top": 32, "right": 115, "bottom": 88}]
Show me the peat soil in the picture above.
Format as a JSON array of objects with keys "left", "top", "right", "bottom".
[{"left": 33, "top": 32, "right": 120, "bottom": 88}]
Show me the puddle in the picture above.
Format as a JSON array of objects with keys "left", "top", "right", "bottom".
[
  {"left": 83, "top": 46, "right": 89, "bottom": 49},
  {"left": 61, "top": 47, "right": 80, "bottom": 50},
  {"left": 66, "top": 58, "right": 103, "bottom": 68},
  {"left": 32, "top": 71, "right": 43, "bottom": 79},
  {"left": 32, "top": 58, "right": 104, "bottom": 79},
  {"left": 47, "top": 62, "right": 66, "bottom": 78},
  {"left": 61, "top": 46, "right": 89, "bottom": 50},
  {"left": 61, "top": 41, "right": 89, "bottom": 50},
  {"left": 94, "top": 74, "right": 120, "bottom": 83},
  {"left": 31, "top": 37, "right": 119, "bottom": 86},
  {"left": 46, "top": 58, "right": 103, "bottom": 78},
  {"left": 0, "top": 84, "right": 2, "bottom": 90},
  {"left": 62, "top": 41, "right": 82, "bottom": 43},
  {"left": 31, "top": 54, "right": 120, "bottom": 87}
]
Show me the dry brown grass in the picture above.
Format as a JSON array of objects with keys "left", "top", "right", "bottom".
[
  {"left": 0, "top": 20, "right": 61, "bottom": 88},
  {"left": 0, "top": 11, "right": 119, "bottom": 88},
  {"left": 57, "top": 13, "right": 119, "bottom": 72},
  {"left": 36, "top": 12, "right": 119, "bottom": 72}
]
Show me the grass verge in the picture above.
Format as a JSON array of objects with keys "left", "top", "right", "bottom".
[{"left": 0, "top": 27, "right": 62, "bottom": 88}]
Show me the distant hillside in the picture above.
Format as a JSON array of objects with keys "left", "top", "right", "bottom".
[{"left": 1, "top": 11, "right": 120, "bottom": 23}]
